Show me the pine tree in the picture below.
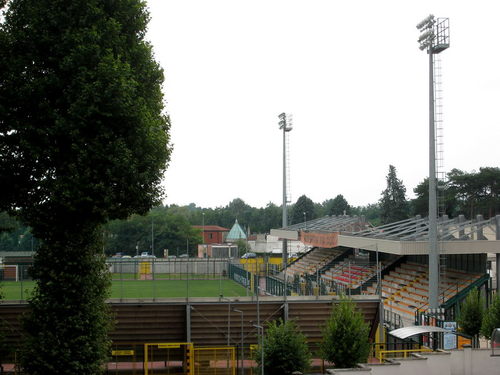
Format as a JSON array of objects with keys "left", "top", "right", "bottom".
[
  {"left": 379, "top": 165, "right": 409, "bottom": 224},
  {"left": 320, "top": 297, "right": 370, "bottom": 368},
  {"left": 257, "top": 319, "right": 311, "bottom": 375},
  {"left": 457, "top": 289, "right": 484, "bottom": 347}
]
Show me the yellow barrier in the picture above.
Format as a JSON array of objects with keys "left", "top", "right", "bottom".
[
  {"left": 144, "top": 343, "right": 236, "bottom": 375},
  {"left": 139, "top": 261, "right": 152, "bottom": 279},
  {"left": 377, "top": 348, "right": 432, "bottom": 362},
  {"left": 144, "top": 342, "right": 194, "bottom": 375},
  {"left": 193, "top": 346, "right": 236, "bottom": 375}
]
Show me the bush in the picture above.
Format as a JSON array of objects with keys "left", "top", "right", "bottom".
[
  {"left": 256, "top": 318, "right": 311, "bottom": 375},
  {"left": 320, "top": 296, "right": 370, "bottom": 368},
  {"left": 457, "top": 289, "right": 484, "bottom": 347},
  {"left": 481, "top": 294, "right": 500, "bottom": 340}
]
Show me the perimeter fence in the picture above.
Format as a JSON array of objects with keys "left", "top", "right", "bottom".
[{"left": 0, "top": 259, "right": 248, "bottom": 300}]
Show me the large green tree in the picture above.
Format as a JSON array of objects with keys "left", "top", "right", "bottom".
[
  {"left": 326, "top": 194, "right": 351, "bottom": 216},
  {"left": 448, "top": 167, "right": 500, "bottom": 219},
  {"left": 379, "top": 165, "right": 409, "bottom": 224},
  {"left": 0, "top": 0, "right": 171, "bottom": 373},
  {"left": 291, "top": 195, "right": 315, "bottom": 225},
  {"left": 411, "top": 177, "right": 457, "bottom": 218}
]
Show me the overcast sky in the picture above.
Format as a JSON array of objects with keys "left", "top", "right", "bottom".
[{"left": 145, "top": 0, "right": 500, "bottom": 209}]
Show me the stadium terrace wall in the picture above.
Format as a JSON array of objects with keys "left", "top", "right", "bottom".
[{"left": 0, "top": 295, "right": 379, "bottom": 350}]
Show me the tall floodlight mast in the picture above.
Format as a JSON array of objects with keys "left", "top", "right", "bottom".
[
  {"left": 417, "top": 15, "right": 450, "bottom": 310},
  {"left": 278, "top": 112, "right": 293, "bottom": 270}
]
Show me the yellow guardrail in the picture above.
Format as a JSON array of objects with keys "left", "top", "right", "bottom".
[{"left": 378, "top": 348, "right": 432, "bottom": 362}]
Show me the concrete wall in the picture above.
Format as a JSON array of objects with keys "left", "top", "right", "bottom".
[
  {"left": 108, "top": 259, "right": 228, "bottom": 275},
  {"left": 450, "top": 347, "right": 500, "bottom": 375},
  {"left": 365, "top": 347, "right": 500, "bottom": 375}
]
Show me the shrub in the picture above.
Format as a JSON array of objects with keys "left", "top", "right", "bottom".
[
  {"left": 320, "top": 296, "right": 370, "bottom": 368},
  {"left": 481, "top": 294, "right": 500, "bottom": 340},
  {"left": 457, "top": 289, "right": 484, "bottom": 347},
  {"left": 256, "top": 318, "right": 311, "bottom": 375}
]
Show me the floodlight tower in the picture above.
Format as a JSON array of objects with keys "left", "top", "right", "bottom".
[
  {"left": 278, "top": 112, "right": 293, "bottom": 270},
  {"left": 417, "top": 15, "right": 450, "bottom": 310}
]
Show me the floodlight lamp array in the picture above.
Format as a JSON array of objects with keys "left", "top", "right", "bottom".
[
  {"left": 417, "top": 15, "right": 436, "bottom": 52},
  {"left": 278, "top": 112, "right": 286, "bottom": 129},
  {"left": 417, "top": 15, "right": 450, "bottom": 53},
  {"left": 278, "top": 112, "right": 293, "bottom": 131},
  {"left": 416, "top": 14, "right": 435, "bottom": 30}
]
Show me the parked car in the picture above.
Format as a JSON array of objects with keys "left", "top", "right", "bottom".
[
  {"left": 133, "top": 252, "right": 156, "bottom": 259},
  {"left": 241, "top": 252, "right": 257, "bottom": 259},
  {"left": 179, "top": 254, "right": 189, "bottom": 258}
]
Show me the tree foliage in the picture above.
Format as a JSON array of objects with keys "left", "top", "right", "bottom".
[
  {"left": 447, "top": 168, "right": 500, "bottom": 219},
  {"left": 257, "top": 319, "right": 311, "bottom": 375},
  {"left": 0, "top": 0, "right": 171, "bottom": 373},
  {"left": 320, "top": 297, "right": 370, "bottom": 368},
  {"left": 291, "top": 195, "right": 316, "bottom": 225},
  {"left": 411, "top": 178, "right": 457, "bottom": 218},
  {"left": 481, "top": 295, "right": 500, "bottom": 340},
  {"left": 104, "top": 206, "right": 201, "bottom": 257},
  {"left": 457, "top": 289, "right": 484, "bottom": 347},
  {"left": 411, "top": 168, "right": 500, "bottom": 219},
  {"left": 326, "top": 194, "right": 351, "bottom": 216},
  {"left": 351, "top": 203, "right": 381, "bottom": 226},
  {"left": 379, "top": 165, "right": 409, "bottom": 224}
]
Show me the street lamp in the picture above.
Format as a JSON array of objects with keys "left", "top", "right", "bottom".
[
  {"left": 220, "top": 296, "right": 231, "bottom": 346},
  {"left": 202, "top": 212, "right": 206, "bottom": 258},
  {"left": 374, "top": 244, "right": 384, "bottom": 344},
  {"left": 233, "top": 308, "right": 244, "bottom": 375},
  {"left": 416, "top": 15, "right": 449, "bottom": 310},
  {"left": 253, "top": 324, "right": 264, "bottom": 375}
]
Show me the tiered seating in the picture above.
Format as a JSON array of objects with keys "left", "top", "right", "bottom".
[
  {"left": 364, "top": 261, "right": 484, "bottom": 324},
  {"left": 321, "top": 258, "right": 378, "bottom": 289},
  {"left": 286, "top": 248, "right": 343, "bottom": 276}
]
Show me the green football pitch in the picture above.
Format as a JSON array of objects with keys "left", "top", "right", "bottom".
[{"left": 0, "top": 279, "right": 251, "bottom": 301}]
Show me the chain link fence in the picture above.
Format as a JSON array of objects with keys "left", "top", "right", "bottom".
[{"left": 0, "top": 259, "right": 250, "bottom": 300}]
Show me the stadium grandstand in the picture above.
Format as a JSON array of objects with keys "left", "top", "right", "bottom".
[{"left": 271, "top": 214, "right": 498, "bottom": 329}]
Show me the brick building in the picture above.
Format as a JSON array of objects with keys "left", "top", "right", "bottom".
[{"left": 192, "top": 225, "right": 229, "bottom": 244}]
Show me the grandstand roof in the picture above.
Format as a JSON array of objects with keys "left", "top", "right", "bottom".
[{"left": 271, "top": 215, "right": 500, "bottom": 255}]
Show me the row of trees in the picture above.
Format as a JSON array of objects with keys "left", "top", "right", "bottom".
[
  {"left": 258, "top": 297, "right": 370, "bottom": 374},
  {"left": 1, "top": 166, "right": 499, "bottom": 255}
]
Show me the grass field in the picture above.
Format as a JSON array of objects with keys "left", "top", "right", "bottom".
[{"left": 0, "top": 279, "right": 251, "bottom": 301}]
